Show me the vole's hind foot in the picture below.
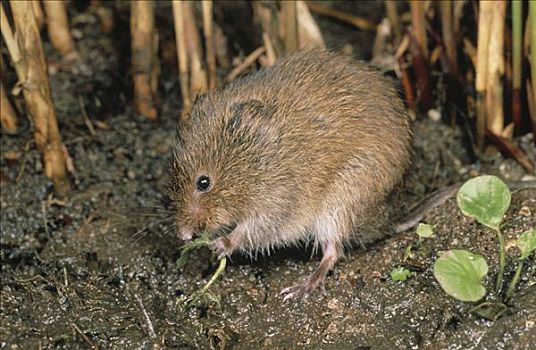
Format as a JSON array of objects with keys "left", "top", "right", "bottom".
[
  {"left": 280, "top": 274, "right": 327, "bottom": 301},
  {"left": 280, "top": 239, "right": 339, "bottom": 301}
]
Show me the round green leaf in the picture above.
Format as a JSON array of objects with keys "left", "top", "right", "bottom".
[
  {"left": 416, "top": 223, "right": 434, "bottom": 238},
  {"left": 391, "top": 267, "right": 411, "bottom": 281},
  {"left": 433, "top": 250, "right": 488, "bottom": 302},
  {"left": 518, "top": 228, "right": 536, "bottom": 260},
  {"left": 456, "top": 175, "right": 511, "bottom": 230}
]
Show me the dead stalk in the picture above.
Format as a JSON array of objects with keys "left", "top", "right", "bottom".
[
  {"left": 172, "top": 1, "right": 191, "bottom": 115},
  {"left": 384, "top": 0, "right": 401, "bottom": 45},
  {"left": 9, "top": 0, "right": 70, "bottom": 195},
  {"left": 296, "top": 1, "right": 324, "bottom": 49},
  {"left": 131, "top": 1, "right": 158, "bottom": 120},
  {"left": 281, "top": 1, "right": 298, "bottom": 52},
  {"left": 1, "top": 80, "right": 18, "bottom": 133},
  {"left": 42, "top": 1, "right": 79, "bottom": 60},
  {"left": 485, "top": 1, "right": 505, "bottom": 138},
  {"left": 224, "top": 46, "right": 266, "bottom": 82},
  {"left": 440, "top": 1, "right": 458, "bottom": 76},
  {"left": 183, "top": 1, "right": 208, "bottom": 95},
  {"left": 410, "top": 0, "right": 428, "bottom": 59},
  {"left": 306, "top": 2, "right": 377, "bottom": 32},
  {"left": 475, "top": 1, "right": 493, "bottom": 150},
  {"left": 202, "top": 0, "right": 217, "bottom": 90}
]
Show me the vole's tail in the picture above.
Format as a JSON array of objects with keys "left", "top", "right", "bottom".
[{"left": 392, "top": 180, "right": 536, "bottom": 234}]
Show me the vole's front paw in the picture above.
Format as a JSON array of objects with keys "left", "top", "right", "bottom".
[
  {"left": 209, "top": 237, "right": 233, "bottom": 260},
  {"left": 280, "top": 276, "right": 326, "bottom": 301}
]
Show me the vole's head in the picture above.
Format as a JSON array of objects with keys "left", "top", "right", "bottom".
[{"left": 170, "top": 95, "right": 276, "bottom": 241}]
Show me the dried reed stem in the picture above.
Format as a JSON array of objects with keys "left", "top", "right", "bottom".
[
  {"left": 410, "top": 0, "right": 428, "bottom": 59},
  {"left": 384, "top": 0, "right": 401, "bottom": 44},
  {"left": 42, "top": 1, "right": 79, "bottom": 60},
  {"left": 202, "top": 0, "right": 217, "bottom": 90},
  {"left": 297, "top": 1, "right": 324, "bottom": 49},
  {"left": 306, "top": 2, "right": 376, "bottom": 32},
  {"left": 475, "top": 1, "right": 492, "bottom": 149},
  {"left": 0, "top": 80, "right": 18, "bottom": 133},
  {"left": 31, "top": 0, "right": 44, "bottom": 29},
  {"left": 183, "top": 1, "right": 208, "bottom": 95},
  {"left": 131, "top": 1, "right": 158, "bottom": 120},
  {"left": 531, "top": 0, "right": 536, "bottom": 116},
  {"left": 1, "top": 3, "right": 23, "bottom": 77},
  {"left": 440, "top": 1, "right": 458, "bottom": 76},
  {"left": 485, "top": 1, "right": 505, "bottom": 138},
  {"left": 224, "top": 46, "right": 266, "bottom": 82},
  {"left": 512, "top": 0, "right": 522, "bottom": 127},
  {"left": 10, "top": 0, "right": 69, "bottom": 195},
  {"left": 281, "top": 1, "right": 298, "bottom": 52},
  {"left": 172, "top": 1, "right": 191, "bottom": 115}
]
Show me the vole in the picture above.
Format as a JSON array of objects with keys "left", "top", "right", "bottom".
[{"left": 170, "top": 50, "right": 412, "bottom": 300}]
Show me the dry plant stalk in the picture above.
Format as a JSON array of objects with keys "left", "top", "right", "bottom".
[
  {"left": 439, "top": 2, "right": 458, "bottom": 76},
  {"left": 410, "top": 0, "right": 428, "bottom": 59},
  {"left": 1, "top": 3, "right": 23, "bottom": 77},
  {"left": 224, "top": 46, "right": 266, "bottom": 82},
  {"left": 475, "top": 1, "right": 492, "bottom": 149},
  {"left": 31, "top": 0, "right": 44, "bottom": 29},
  {"left": 42, "top": 1, "right": 79, "bottom": 60},
  {"left": 512, "top": 0, "right": 522, "bottom": 127},
  {"left": 306, "top": 2, "right": 377, "bottom": 32},
  {"left": 262, "top": 33, "right": 277, "bottom": 66},
  {"left": 297, "top": 1, "right": 324, "bottom": 49},
  {"left": 183, "top": 1, "right": 208, "bottom": 95},
  {"left": 131, "top": 1, "right": 158, "bottom": 120},
  {"left": 202, "top": 0, "right": 217, "bottom": 90},
  {"left": 384, "top": 0, "right": 401, "bottom": 45},
  {"left": 281, "top": 1, "right": 298, "bottom": 52},
  {"left": 486, "top": 2, "right": 506, "bottom": 139},
  {"left": 172, "top": 1, "right": 191, "bottom": 116},
  {"left": 0, "top": 81, "right": 18, "bottom": 134},
  {"left": 531, "top": 0, "right": 536, "bottom": 121},
  {"left": 9, "top": 0, "right": 69, "bottom": 195},
  {"left": 253, "top": 1, "right": 283, "bottom": 58}
]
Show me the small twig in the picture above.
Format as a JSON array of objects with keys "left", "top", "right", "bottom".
[
  {"left": 306, "top": 2, "right": 377, "bottom": 31},
  {"left": 78, "top": 95, "right": 96, "bottom": 136},
  {"left": 71, "top": 323, "right": 98, "bottom": 349},
  {"left": 133, "top": 293, "right": 156, "bottom": 339},
  {"left": 224, "top": 46, "right": 266, "bottom": 83}
]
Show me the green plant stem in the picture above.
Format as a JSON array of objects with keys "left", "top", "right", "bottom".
[
  {"left": 494, "top": 228, "right": 506, "bottom": 295},
  {"left": 198, "top": 257, "right": 227, "bottom": 295},
  {"left": 505, "top": 258, "right": 525, "bottom": 301}
]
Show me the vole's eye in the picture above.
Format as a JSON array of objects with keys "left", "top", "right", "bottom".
[{"left": 195, "top": 175, "right": 211, "bottom": 192}]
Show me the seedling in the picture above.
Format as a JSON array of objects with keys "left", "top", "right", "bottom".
[
  {"left": 390, "top": 222, "right": 434, "bottom": 281},
  {"left": 416, "top": 223, "right": 434, "bottom": 240},
  {"left": 391, "top": 266, "right": 411, "bottom": 281},
  {"left": 433, "top": 175, "right": 535, "bottom": 319},
  {"left": 176, "top": 232, "right": 227, "bottom": 307}
]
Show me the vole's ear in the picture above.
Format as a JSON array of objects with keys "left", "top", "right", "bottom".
[{"left": 228, "top": 99, "right": 273, "bottom": 131}]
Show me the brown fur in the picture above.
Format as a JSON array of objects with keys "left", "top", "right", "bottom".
[{"left": 170, "top": 50, "right": 412, "bottom": 299}]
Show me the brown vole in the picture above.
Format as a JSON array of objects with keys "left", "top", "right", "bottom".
[{"left": 170, "top": 50, "right": 412, "bottom": 300}]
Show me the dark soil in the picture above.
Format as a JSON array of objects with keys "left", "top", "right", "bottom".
[{"left": 1, "top": 2, "right": 535, "bottom": 349}]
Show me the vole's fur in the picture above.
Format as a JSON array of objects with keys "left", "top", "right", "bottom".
[{"left": 170, "top": 50, "right": 412, "bottom": 299}]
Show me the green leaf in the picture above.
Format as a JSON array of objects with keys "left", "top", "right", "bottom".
[
  {"left": 456, "top": 175, "right": 511, "bottom": 230},
  {"left": 391, "top": 267, "right": 411, "bottom": 281},
  {"left": 433, "top": 250, "right": 488, "bottom": 302},
  {"left": 416, "top": 223, "right": 434, "bottom": 238},
  {"left": 518, "top": 228, "right": 536, "bottom": 260}
]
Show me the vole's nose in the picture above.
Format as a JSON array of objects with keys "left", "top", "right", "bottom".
[{"left": 178, "top": 227, "right": 193, "bottom": 241}]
